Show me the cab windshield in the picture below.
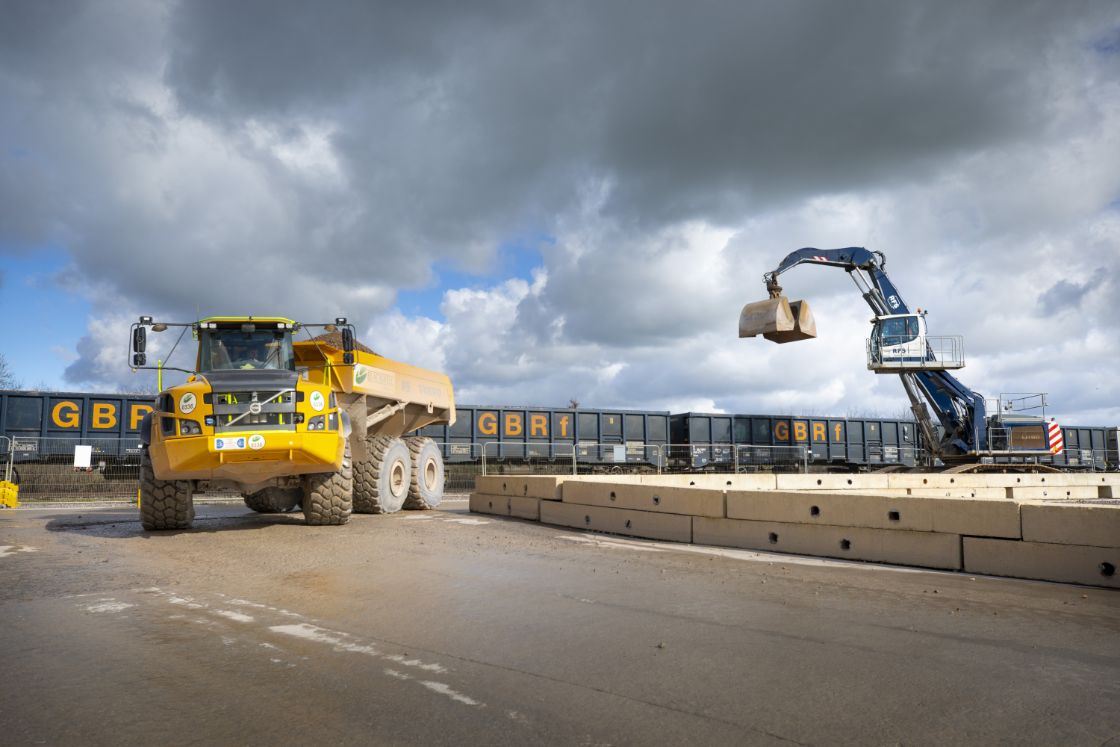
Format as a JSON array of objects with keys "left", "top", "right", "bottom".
[
  {"left": 877, "top": 316, "right": 919, "bottom": 345},
  {"left": 200, "top": 328, "right": 294, "bottom": 371}
]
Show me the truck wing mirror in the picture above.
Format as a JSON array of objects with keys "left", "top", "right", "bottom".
[
  {"left": 343, "top": 352, "right": 354, "bottom": 365},
  {"left": 133, "top": 352, "right": 147, "bottom": 367},
  {"left": 132, "top": 326, "right": 147, "bottom": 354},
  {"left": 342, "top": 327, "right": 354, "bottom": 353}
]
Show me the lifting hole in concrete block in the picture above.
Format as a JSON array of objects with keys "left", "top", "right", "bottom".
[
  {"left": 1102, "top": 562, "right": 1116, "bottom": 578},
  {"left": 625, "top": 520, "right": 632, "bottom": 529},
  {"left": 810, "top": 506, "right": 820, "bottom": 517},
  {"left": 769, "top": 532, "right": 779, "bottom": 544},
  {"left": 653, "top": 495, "right": 661, "bottom": 505},
  {"left": 609, "top": 491, "right": 616, "bottom": 501},
  {"left": 584, "top": 515, "right": 591, "bottom": 525},
  {"left": 689, "top": 481, "right": 696, "bottom": 486},
  {"left": 503, "top": 482, "right": 508, "bottom": 491},
  {"left": 840, "top": 539, "right": 852, "bottom": 551},
  {"left": 889, "top": 510, "right": 900, "bottom": 522},
  {"left": 816, "top": 479, "right": 823, "bottom": 486},
  {"left": 846, "top": 479, "right": 853, "bottom": 486}
]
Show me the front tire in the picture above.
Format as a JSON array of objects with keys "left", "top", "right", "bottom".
[
  {"left": 353, "top": 436, "right": 411, "bottom": 514},
  {"left": 139, "top": 449, "right": 194, "bottom": 531},
  {"left": 302, "top": 443, "right": 353, "bottom": 525},
  {"left": 404, "top": 437, "right": 444, "bottom": 510}
]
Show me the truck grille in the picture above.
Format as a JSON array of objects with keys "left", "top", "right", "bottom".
[{"left": 210, "top": 390, "right": 298, "bottom": 432}]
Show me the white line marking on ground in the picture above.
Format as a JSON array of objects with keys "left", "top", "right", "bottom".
[
  {"left": 420, "top": 681, "right": 481, "bottom": 706},
  {"left": 443, "top": 518, "right": 489, "bottom": 525},
  {"left": 84, "top": 601, "right": 134, "bottom": 613},
  {"left": 0, "top": 545, "right": 39, "bottom": 559},
  {"left": 557, "top": 535, "right": 664, "bottom": 553},
  {"left": 269, "top": 623, "right": 478, "bottom": 705},
  {"left": 214, "top": 609, "right": 255, "bottom": 623},
  {"left": 403, "top": 515, "right": 433, "bottom": 520}
]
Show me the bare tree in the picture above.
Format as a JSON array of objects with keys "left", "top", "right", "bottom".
[{"left": 0, "top": 353, "right": 20, "bottom": 389}]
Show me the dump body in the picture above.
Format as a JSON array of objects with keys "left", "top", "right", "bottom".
[{"left": 294, "top": 338, "right": 456, "bottom": 443}]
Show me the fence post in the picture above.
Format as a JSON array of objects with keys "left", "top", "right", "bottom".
[
  {"left": 1, "top": 436, "right": 11, "bottom": 483},
  {"left": 481, "top": 442, "right": 489, "bottom": 476},
  {"left": 571, "top": 444, "right": 577, "bottom": 476}
]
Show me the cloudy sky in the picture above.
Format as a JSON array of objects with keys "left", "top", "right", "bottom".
[{"left": 2, "top": 0, "right": 1119, "bottom": 424}]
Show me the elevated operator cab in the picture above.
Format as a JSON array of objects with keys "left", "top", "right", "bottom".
[{"left": 866, "top": 311, "right": 964, "bottom": 372}]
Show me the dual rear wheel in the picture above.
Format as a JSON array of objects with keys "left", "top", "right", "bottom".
[{"left": 353, "top": 435, "right": 444, "bottom": 514}]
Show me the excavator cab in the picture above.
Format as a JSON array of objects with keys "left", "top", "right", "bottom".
[
  {"left": 869, "top": 314, "right": 926, "bottom": 366},
  {"left": 739, "top": 295, "right": 817, "bottom": 343}
]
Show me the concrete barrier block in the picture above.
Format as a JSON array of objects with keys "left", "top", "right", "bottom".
[
  {"left": 963, "top": 537, "right": 1120, "bottom": 589},
  {"left": 892, "top": 487, "right": 1008, "bottom": 499},
  {"left": 693, "top": 517, "right": 961, "bottom": 570},
  {"left": 473, "top": 475, "right": 566, "bottom": 500},
  {"left": 1020, "top": 501, "right": 1120, "bottom": 548},
  {"left": 562, "top": 481, "right": 724, "bottom": 517},
  {"left": 469, "top": 492, "right": 510, "bottom": 516},
  {"left": 540, "top": 501, "right": 693, "bottom": 542},
  {"left": 508, "top": 496, "right": 542, "bottom": 521},
  {"left": 1009, "top": 486, "right": 1103, "bottom": 501},
  {"left": 776, "top": 474, "right": 890, "bottom": 491},
  {"left": 642, "top": 473, "right": 778, "bottom": 491},
  {"left": 726, "top": 490, "right": 934, "bottom": 531},
  {"left": 924, "top": 497, "right": 1021, "bottom": 538},
  {"left": 886, "top": 473, "right": 1010, "bottom": 490}
]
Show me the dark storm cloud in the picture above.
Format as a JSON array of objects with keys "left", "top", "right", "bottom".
[
  {"left": 1, "top": 0, "right": 1118, "bottom": 419},
  {"left": 162, "top": 0, "right": 1108, "bottom": 230}
]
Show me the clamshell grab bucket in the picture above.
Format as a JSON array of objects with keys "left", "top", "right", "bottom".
[{"left": 738, "top": 297, "right": 817, "bottom": 343}]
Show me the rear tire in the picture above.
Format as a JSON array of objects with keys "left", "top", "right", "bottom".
[
  {"left": 302, "top": 443, "right": 353, "bottom": 526},
  {"left": 353, "top": 436, "right": 411, "bottom": 514},
  {"left": 404, "top": 437, "right": 444, "bottom": 510},
  {"left": 243, "top": 487, "right": 300, "bottom": 513},
  {"left": 139, "top": 449, "right": 194, "bottom": 531}
]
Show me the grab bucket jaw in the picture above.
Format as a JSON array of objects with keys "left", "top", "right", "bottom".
[{"left": 738, "top": 297, "right": 817, "bottom": 344}]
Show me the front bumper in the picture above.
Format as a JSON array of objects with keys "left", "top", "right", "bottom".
[{"left": 149, "top": 429, "right": 345, "bottom": 484}]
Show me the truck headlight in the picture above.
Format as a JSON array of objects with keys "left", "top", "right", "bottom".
[
  {"left": 307, "top": 415, "right": 326, "bottom": 430},
  {"left": 180, "top": 420, "right": 202, "bottom": 436}
]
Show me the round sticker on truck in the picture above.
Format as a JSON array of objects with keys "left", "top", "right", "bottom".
[
  {"left": 180, "top": 393, "right": 197, "bottom": 414},
  {"left": 310, "top": 391, "right": 325, "bottom": 412},
  {"left": 248, "top": 435, "right": 265, "bottom": 450}
]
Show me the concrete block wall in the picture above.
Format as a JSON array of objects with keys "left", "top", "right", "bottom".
[{"left": 470, "top": 474, "right": 1120, "bottom": 588}]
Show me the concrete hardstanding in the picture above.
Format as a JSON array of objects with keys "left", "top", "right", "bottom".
[
  {"left": 1019, "top": 501, "right": 1120, "bottom": 548},
  {"left": 693, "top": 516, "right": 963, "bottom": 570},
  {"left": 563, "top": 481, "right": 725, "bottom": 517},
  {"left": 540, "top": 501, "right": 693, "bottom": 543},
  {"left": 963, "top": 537, "right": 1120, "bottom": 588}
]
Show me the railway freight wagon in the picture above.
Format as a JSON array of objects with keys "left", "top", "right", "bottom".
[
  {"left": 0, "top": 390, "right": 154, "bottom": 466},
  {"left": 2, "top": 390, "right": 1117, "bottom": 475},
  {"left": 669, "top": 412, "right": 922, "bottom": 471},
  {"left": 416, "top": 405, "right": 670, "bottom": 469}
]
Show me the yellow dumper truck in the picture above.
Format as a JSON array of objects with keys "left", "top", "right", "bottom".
[{"left": 129, "top": 316, "right": 455, "bottom": 530}]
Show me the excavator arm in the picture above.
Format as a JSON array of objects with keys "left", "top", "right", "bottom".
[{"left": 740, "top": 246, "right": 988, "bottom": 463}]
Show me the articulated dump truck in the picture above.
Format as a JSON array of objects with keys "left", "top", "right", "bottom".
[{"left": 129, "top": 316, "right": 455, "bottom": 530}]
